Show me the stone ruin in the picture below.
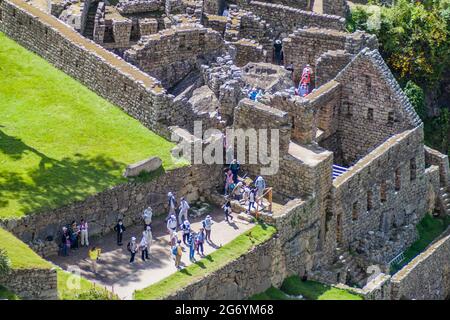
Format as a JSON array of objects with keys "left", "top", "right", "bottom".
[{"left": 1, "top": 0, "right": 450, "bottom": 299}]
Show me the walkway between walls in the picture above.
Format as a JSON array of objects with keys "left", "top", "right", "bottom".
[{"left": 49, "top": 207, "right": 254, "bottom": 300}]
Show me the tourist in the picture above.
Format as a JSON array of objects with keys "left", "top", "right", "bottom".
[
  {"left": 188, "top": 231, "right": 196, "bottom": 261},
  {"left": 88, "top": 246, "right": 101, "bottom": 274},
  {"left": 69, "top": 220, "right": 79, "bottom": 250},
  {"left": 142, "top": 206, "right": 153, "bottom": 229},
  {"left": 140, "top": 232, "right": 149, "bottom": 261},
  {"left": 223, "top": 200, "right": 233, "bottom": 222},
  {"left": 61, "top": 227, "right": 71, "bottom": 256},
  {"left": 255, "top": 176, "right": 266, "bottom": 207},
  {"left": 170, "top": 230, "right": 178, "bottom": 248},
  {"left": 114, "top": 219, "right": 126, "bottom": 246},
  {"left": 300, "top": 64, "right": 313, "bottom": 94},
  {"left": 231, "top": 181, "right": 244, "bottom": 201},
  {"left": 127, "top": 237, "right": 138, "bottom": 264},
  {"left": 229, "top": 159, "right": 240, "bottom": 183},
  {"left": 178, "top": 197, "right": 190, "bottom": 225},
  {"left": 224, "top": 168, "right": 233, "bottom": 195},
  {"left": 202, "top": 215, "right": 213, "bottom": 243},
  {"left": 222, "top": 5, "right": 229, "bottom": 17},
  {"left": 243, "top": 183, "right": 251, "bottom": 203},
  {"left": 79, "top": 218, "right": 89, "bottom": 247},
  {"left": 298, "top": 83, "right": 309, "bottom": 97},
  {"left": 167, "top": 192, "right": 177, "bottom": 220},
  {"left": 255, "top": 89, "right": 264, "bottom": 102},
  {"left": 181, "top": 219, "right": 191, "bottom": 245},
  {"left": 174, "top": 240, "right": 183, "bottom": 269},
  {"left": 274, "top": 39, "right": 283, "bottom": 65},
  {"left": 143, "top": 226, "right": 152, "bottom": 255},
  {"left": 167, "top": 214, "right": 177, "bottom": 234},
  {"left": 249, "top": 87, "right": 258, "bottom": 101},
  {"left": 196, "top": 228, "right": 205, "bottom": 256},
  {"left": 247, "top": 188, "right": 257, "bottom": 214}
]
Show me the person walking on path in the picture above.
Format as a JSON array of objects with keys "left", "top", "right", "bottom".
[
  {"left": 140, "top": 232, "right": 149, "bottom": 262},
  {"left": 142, "top": 206, "right": 153, "bottom": 229},
  {"left": 188, "top": 231, "right": 196, "bottom": 262},
  {"left": 174, "top": 240, "right": 183, "bottom": 269},
  {"left": 167, "top": 192, "right": 177, "bottom": 220},
  {"left": 178, "top": 197, "right": 190, "bottom": 225},
  {"left": 247, "top": 188, "right": 257, "bottom": 214},
  {"left": 255, "top": 176, "right": 266, "bottom": 207},
  {"left": 127, "top": 237, "right": 138, "bottom": 264},
  {"left": 202, "top": 215, "right": 213, "bottom": 243},
  {"left": 79, "top": 218, "right": 89, "bottom": 247},
  {"left": 114, "top": 219, "right": 126, "bottom": 246},
  {"left": 181, "top": 219, "right": 191, "bottom": 245},
  {"left": 223, "top": 200, "right": 233, "bottom": 222},
  {"left": 170, "top": 230, "right": 178, "bottom": 248},
  {"left": 196, "top": 228, "right": 205, "bottom": 256},
  {"left": 88, "top": 246, "right": 101, "bottom": 274},
  {"left": 143, "top": 226, "right": 152, "bottom": 255},
  {"left": 167, "top": 214, "right": 177, "bottom": 234},
  {"left": 229, "top": 159, "right": 240, "bottom": 184}
]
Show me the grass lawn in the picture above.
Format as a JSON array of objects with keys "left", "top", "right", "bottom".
[
  {"left": 134, "top": 223, "right": 277, "bottom": 300},
  {"left": 0, "top": 285, "right": 20, "bottom": 300},
  {"left": 0, "top": 32, "right": 185, "bottom": 219},
  {"left": 249, "top": 286, "right": 293, "bottom": 300},
  {"left": 0, "top": 227, "right": 52, "bottom": 269},
  {"left": 391, "top": 213, "right": 450, "bottom": 274}
]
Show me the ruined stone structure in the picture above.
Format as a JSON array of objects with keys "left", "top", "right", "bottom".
[{"left": 1, "top": 0, "right": 449, "bottom": 300}]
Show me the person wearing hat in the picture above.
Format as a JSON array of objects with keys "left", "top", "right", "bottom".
[
  {"left": 114, "top": 219, "right": 126, "bottom": 246},
  {"left": 143, "top": 226, "right": 152, "bottom": 255},
  {"left": 178, "top": 197, "right": 190, "bottom": 225},
  {"left": 139, "top": 232, "right": 149, "bottom": 261},
  {"left": 127, "top": 237, "right": 138, "bottom": 264},
  {"left": 274, "top": 39, "right": 283, "bottom": 65},
  {"left": 61, "top": 226, "right": 71, "bottom": 256},
  {"left": 181, "top": 219, "right": 191, "bottom": 245},
  {"left": 202, "top": 215, "right": 213, "bottom": 243},
  {"left": 196, "top": 228, "right": 205, "bottom": 256},
  {"left": 255, "top": 176, "right": 266, "bottom": 207},
  {"left": 142, "top": 206, "right": 153, "bottom": 229},
  {"left": 300, "top": 64, "right": 313, "bottom": 94},
  {"left": 167, "top": 192, "right": 177, "bottom": 220},
  {"left": 187, "top": 231, "right": 196, "bottom": 262},
  {"left": 167, "top": 214, "right": 177, "bottom": 234},
  {"left": 174, "top": 240, "right": 183, "bottom": 269}
]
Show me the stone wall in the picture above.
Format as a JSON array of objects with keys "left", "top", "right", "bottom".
[
  {"left": 0, "top": 268, "right": 58, "bottom": 300},
  {"left": 233, "top": 38, "right": 265, "bottom": 67},
  {"left": 391, "top": 234, "right": 450, "bottom": 300},
  {"left": 315, "top": 49, "right": 352, "bottom": 87},
  {"left": 0, "top": 165, "right": 222, "bottom": 257},
  {"left": 322, "top": 0, "right": 348, "bottom": 17},
  {"left": 124, "top": 24, "right": 224, "bottom": 88},
  {"left": 0, "top": 0, "right": 199, "bottom": 140}
]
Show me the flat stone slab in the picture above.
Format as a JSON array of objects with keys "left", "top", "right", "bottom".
[{"left": 123, "top": 156, "right": 162, "bottom": 177}]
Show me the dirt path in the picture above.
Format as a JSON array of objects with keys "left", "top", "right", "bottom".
[{"left": 50, "top": 207, "right": 254, "bottom": 300}]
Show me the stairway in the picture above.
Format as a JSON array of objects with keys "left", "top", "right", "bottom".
[
  {"left": 332, "top": 164, "right": 348, "bottom": 180},
  {"left": 82, "top": 2, "right": 99, "bottom": 40},
  {"left": 437, "top": 187, "right": 450, "bottom": 216},
  {"left": 169, "top": 70, "right": 202, "bottom": 97}
]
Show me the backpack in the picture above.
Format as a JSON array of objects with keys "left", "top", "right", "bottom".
[{"left": 172, "top": 246, "right": 178, "bottom": 255}]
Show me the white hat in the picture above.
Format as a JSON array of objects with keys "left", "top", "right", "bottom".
[
  {"left": 206, "top": 215, "right": 211, "bottom": 219},
  {"left": 184, "top": 220, "right": 190, "bottom": 225},
  {"left": 168, "top": 192, "right": 173, "bottom": 197},
  {"left": 131, "top": 237, "right": 136, "bottom": 241}
]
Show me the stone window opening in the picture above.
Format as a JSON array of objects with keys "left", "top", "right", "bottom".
[
  {"left": 380, "top": 181, "right": 387, "bottom": 202},
  {"left": 395, "top": 168, "right": 401, "bottom": 191},
  {"left": 336, "top": 213, "right": 342, "bottom": 244},
  {"left": 388, "top": 111, "right": 395, "bottom": 125},
  {"left": 410, "top": 158, "right": 417, "bottom": 181},
  {"left": 352, "top": 202, "right": 358, "bottom": 221},
  {"left": 12, "top": 8, "right": 15, "bottom": 17},
  {"left": 367, "top": 190, "right": 373, "bottom": 211},
  {"left": 345, "top": 103, "right": 352, "bottom": 117},
  {"left": 365, "top": 75, "right": 372, "bottom": 98},
  {"left": 367, "top": 108, "right": 374, "bottom": 120}
]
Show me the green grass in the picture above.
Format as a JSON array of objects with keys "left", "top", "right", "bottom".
[
  {"left": 134, "top": 223, "right": 277, "bottom": 300},
  {"left": 249, "top": 286, "right": 294, "bottom": 300},
  {"left": 0, "top": 285, "right": 20, "bottom": 300},
  {"left": 57, "top": 269, "right": 118, "bottom": 300},
  {"left": 0, "top": 32, "right": 186, "bottom": 219},
  {"left": 391, "top": 213, "right": 450, "bottom": 274},
  {"left": 0, "top": 227, "right": 52, "bottom": 269},
  {"left": 280, "top": 276, "right": 363, "bottom": 300}
]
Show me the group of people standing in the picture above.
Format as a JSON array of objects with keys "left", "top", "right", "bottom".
[{"left": 60, "top": 218, "right": 89, "bottom": 256}]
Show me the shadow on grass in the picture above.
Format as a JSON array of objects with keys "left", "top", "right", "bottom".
[{"left": 0, "top": 130, "right": 125, "bottom": 215}]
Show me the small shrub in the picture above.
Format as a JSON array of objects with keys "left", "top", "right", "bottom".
[
  {"left": 74, "top": 288, "right": 118, "bottom": 300},
  {"left": 0, "top": 249, "right": 11, "bottom": 277}
]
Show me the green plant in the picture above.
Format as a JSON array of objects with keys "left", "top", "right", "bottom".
[
  {"left": 74, "top": 288, "right": 119, "bottom": 300},
  {"left": 0, "top": 248, "right": 11, "bottom": 277}
]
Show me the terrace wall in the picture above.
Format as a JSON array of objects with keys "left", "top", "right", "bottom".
[{"left": 0, "top": 268, "right": 58, "bottom": 300}]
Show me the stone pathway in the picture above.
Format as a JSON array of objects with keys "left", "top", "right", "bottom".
[{"left": 49, "top": 207, "right": 254, "bottom": 300}]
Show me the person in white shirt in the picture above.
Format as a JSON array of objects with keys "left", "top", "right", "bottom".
[
  {"left": 167, "top": 214, "right": 177, "bottom": 234},
  {"left": 202, "top": 215, "right": 213, "bottom": 242},
  {"left": 79, "top": 218, "right": 89, "bottom": 247},
  {"left": 143, "top": 206, "right": 153, "bottom": 228},
  {"left": 140, "top": 233, "right": 149, "bottom": 261},
  {"left": 178, "top": 197, "right": 190, "bottom": 225},
  {"left": 143, "top": 226, "right": 152, "bottom": 255}
]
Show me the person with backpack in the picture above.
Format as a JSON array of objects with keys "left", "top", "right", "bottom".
[
  {"left": 174, "top": 240, "right": 183, "bottom": 269},
  {"left": 196, "top": 228, "right": 205, "bottom": 256},
  {"left": 127, "top": 237, "right": 138, "bottom": 264},
  {"left": 188, "top": 231, "right": 196, "bottom": 262},
  {"left": 223, "top": 200, "right": 233, "bottom": 222},
  {"left": 79, "top": 218, "right": 89, "bottom": 247},
  {"left": 88, "top": 246, "right": 101, "bottom": 274},
  {"left": 202, "top": 215, "right": 213, "bottom": 243},
  {"left": 167, "top": 192, "right": 177, "bottom": 220},
  {"left": 139, "top": 232, "right": 149, "bottom": 261},
  {"left": 142, "top": 206, "right": 153, "bottom": 229},
  {"left": 167, "top": 214, "right": 177, "bottom": 234},
  {"left": 114, "top": 219, "right": 126, "bottom": 246},
  {"left": 247, "top": 188, "right": 257, "bottom": 214},
  {"left": 178, "top": 197, "right": 190, "bottom": 225},
  {"left": 143, "top": 226, "right": 152, "bottom": 255},
  {"left": 181, "top": 219, "right": 191, "bottom": 245}
]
